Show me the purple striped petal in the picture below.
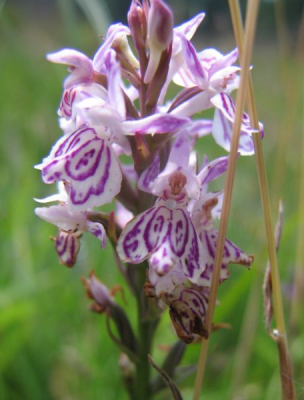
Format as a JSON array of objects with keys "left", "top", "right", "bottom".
[
  {"left": 170, "top": 91, "right": 211, "bottom": 118},
  {"left": 162, "top": 284, "right": 209, "bottom": 343},
  {"left": 186, "top": 119, "right": 213, "bottom": 138},
  {"left": 86, "top": 220, "right": 107, "bottom": 248},
  {"left": 55, "top": 230, "right": 81, "bottom": 267},
  {"left": 58, "top": 84, "right": 108, "bottom": 134},
  {"left": 123, "top": 113, "right": 189, "bottom": 134},
  {"left": 197, "top": 48, "right": 223, "bottom": 70},
  {"left": 105, "top": 49, "right": 126, "bottom": 118},
  {"left": 174, "top": 13, "right": 205, "bottom": 41},
  {"left": 211, "top": 93, "right": 261, "bottom": 155},
  {"left": 198, "top": 156, "right": 229, "bottom": 186},
  {"left": 197, "top": 228, "right": 254, "bottom": 286},
  {"left": 117, "top": 206, "right": 168, "bottom": 264},
  {"left": 181, "top": 37, "right": 208, "bottom": 89},
  {"left": 77, "top": 99, "right": 131, "bottom": 154},
  {"left": 40, "top": 128, "right": 122, "bottom": 210},
  {"left": 209, "top": 48, "right": 238, "bottom": 76},
  {"left": 117, "top": 205, "right": 205, "bottom": 281},
  {"left": 168, "top": 130, "right": 191, "bottom": 167},
  {"left": 210, "top": 66, "right": 240, "bottom": 92},
  {"left": 138, "top": 155, "right": 160, "bottom": 193}
]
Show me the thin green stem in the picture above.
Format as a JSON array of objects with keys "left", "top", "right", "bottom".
[
  {"left": 135, "top": 265, "right": 152, "bottom": 399},
  {"left": 134, "top": 263, "right": 159, "bottom": 400},
  {"left": 193, "top": 1, "right": 260, "bottom": 398}
]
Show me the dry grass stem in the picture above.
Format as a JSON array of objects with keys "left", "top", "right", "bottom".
[
  {"left": 263, "top": 201, "right": 283, "bottom": 335},
  {"left": 193, "top": 1, "right": 260, "bottom": 398},
  {"left": 229, "top": 1, "right": 296, "bottom": 398}
]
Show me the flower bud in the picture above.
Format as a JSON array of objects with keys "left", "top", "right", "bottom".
[
  {"left": 82, "top": 272, "right": 113, "bottom": 313},
  {"left": 144, "top": 0, "right": 173, "bottom": 83},
  {"left": 148, "top": 0, "right": 173, "bottom": 50},
  {"left": 128, "top": 1, "right": 147, "bottom": 53}
]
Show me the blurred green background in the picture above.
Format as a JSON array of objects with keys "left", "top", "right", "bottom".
[{"left": 0, "top": 0, "right": 303, "bottom": 399}]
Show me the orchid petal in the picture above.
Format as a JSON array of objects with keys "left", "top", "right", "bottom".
[
  {"left": 40, "top": 128, "right": 122, "bottom": 211},
  {"left": 198, "top": 156, "right": 229, "bottom": 186},
  {"left": 210, "top": 66, "right": 240, "bottom": 92},
  {"left": 149, "top": 264, "right": 186, "bottom": 296},
  {"left": 186, "top": 119, "right": 213, "bottom": 138},
  {"left": 197, "top": 48, "right": 223, "bottom": 70},
  {"left": 93, "top": 23, "right": 130, "bottom": 73},
  {"left": 197, "top": 228, "right": 254, "bottom": 286},
  {"left": 162, "top": 284, "right": 209, "bottom": 343},
  {"left": 47, "top": 49, "right": 93, "bottom": 89},
  {"left": 117, "top": 205, "right": 205, "bottom": 281},
  {"left": 138, "top": 155, "right": 160, "bottom": 193},
  {"left": 174, "top": 13, "right": 205, "bottom": 42},
  {"left": 105, "top": 49, "right": 126, "bottom": 118},
  {"left": 77, "top": 99, "right": 131, "bottom": 154},
  {"left": 180, "top": 36, "right": 208, "bottom": 89},
  {"left": 35, "top": 204, "right": 86, "bottom": 231},
  {"left": 86, "top": 220, "right": 107, "bottom": 248},
  {"left": 211, "top": 93, "right": 258, "bottom": 155},
  {"left": 168, "top": 130, "right": 191, "bottom": 167},
  {"left": 123, "top": 113, "right": 189, "bottom": 134},
  {"left": 117, "top": 206, "right": 168, "bottom": 263},
  {"left": 55, "top": 230, "right": 81, "bottom": 267},
  {"left": 115, "top": 201, "right": 134, "bottom": 229},
  {"left": 209, "top": 47, "right": 238, "bottom": 76},
  {"left": 170, "top": 91, "right": 211, "bottom": 118}
]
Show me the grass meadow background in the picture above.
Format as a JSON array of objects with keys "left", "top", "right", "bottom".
[{"left": 0, "top": 0, "right": 303, "bottom": 399}]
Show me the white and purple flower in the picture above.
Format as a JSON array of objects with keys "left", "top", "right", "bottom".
[{"left": 35, "top": 200, "right": 106, "bottom": 267}]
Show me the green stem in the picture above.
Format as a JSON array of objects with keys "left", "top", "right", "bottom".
[{"left": 135, "top": 264, "right": 154, "bottom": 400}]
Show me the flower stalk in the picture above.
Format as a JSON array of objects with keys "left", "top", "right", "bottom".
[{"left": 35, "top": 1, "right": 270, "bottom": 398}]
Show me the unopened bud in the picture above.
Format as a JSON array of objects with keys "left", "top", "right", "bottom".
[
  {"left": 112, "top": 35, "right": 139, "bottom": 69},
  {"left": 144, "top": 0, "right": 173, "bottom": 83},
  {"left": 148, "top": 0, "right": 173, "bottom": 50},
  {"left": 128, "top": 1, "right": 147, "bottom": 51},
  {"left": 82, "top": 272, "right": 113, "bottom": 313}
]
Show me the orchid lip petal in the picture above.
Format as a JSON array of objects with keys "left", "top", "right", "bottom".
[
  {"left": 117, "top": 205, "right": 206, "bottom": 281},
  {"left": 55, "top": 231, "right": 80, "bottom": 268}
]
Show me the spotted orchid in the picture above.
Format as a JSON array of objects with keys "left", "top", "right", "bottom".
[{"left": 36, "top": 1, "right": 259, "bottom": 377}]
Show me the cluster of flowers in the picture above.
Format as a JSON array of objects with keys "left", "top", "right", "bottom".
[{"left": 35, "top": 0, "right": 259, "bottom": 343}]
